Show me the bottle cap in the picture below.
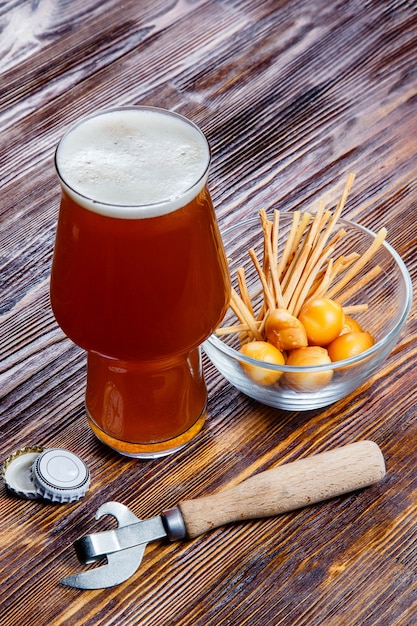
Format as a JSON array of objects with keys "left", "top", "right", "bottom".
[
  {"left": 2, "top": 447, "right": 90, "bottom": 503},
  {"left": 2, "top": 446, "right": 44, "bottom": 500}
]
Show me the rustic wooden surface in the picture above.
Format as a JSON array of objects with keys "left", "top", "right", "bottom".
[{"left": 1, "top": 1, "right": 416, "bottom": 624}]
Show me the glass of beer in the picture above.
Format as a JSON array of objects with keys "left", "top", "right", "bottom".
[{"left": 50, "top": 106, "right": 230, "bottom": 458}]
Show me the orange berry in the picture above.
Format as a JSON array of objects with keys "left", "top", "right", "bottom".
[
  {"left": 340, "top": 315, "right": 363, "bottom": 335},
  {"left": 239, "top": 341, "right": 285, "bottom": 386},
  {"left": 265, "top": 308, "right": 308, "bottom": 351},
  {"left": 284, "top": 346, "right": 333, "bottom": 391},
  {"left": 327, "top": 331, "right": 374, "bottom": 362},
  {"left": 298, "top": 298, "right": 344, "bottom": 346}
]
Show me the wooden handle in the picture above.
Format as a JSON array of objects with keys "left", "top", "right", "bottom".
[{"left": 178, "top": 440, "right": 385, "bottom": 538}]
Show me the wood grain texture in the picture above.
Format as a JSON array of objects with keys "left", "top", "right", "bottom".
[{"left": 1, "top": 0, "right": 416, "bottom": 624}]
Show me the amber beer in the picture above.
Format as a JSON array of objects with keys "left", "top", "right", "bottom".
[{"left": 50, "top": 107, "right": 230, "bottom": 457}]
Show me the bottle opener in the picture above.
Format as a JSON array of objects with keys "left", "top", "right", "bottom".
[{"left": 61, "top": 440, "right": 385, "bottom": 589}]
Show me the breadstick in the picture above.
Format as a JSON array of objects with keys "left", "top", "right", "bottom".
[
  {"left": 220, "top": 173, "right": 385, "bottom": 349},
  {"left": 280, "top": 211, "right": 313, "bottom": 290},
  {"left": 248, "top": 248, "right": 276, "bottom": 312},
  {"left": 276, "top": 211, "right": 301, "bottom": 280},
  {"left": 230, "top": 288, "right": 263, "bottom": 340},
  {"left": 237, "top": 267, "right": 254, "bottom": 316},
  {"left": 216, "top": 322, "right": 262, "bottom": 336},
  {"left": 260, "top": 210, "right": 284, "bottom": 308},
  {"left": 326, "top": 228, "right": 387, "bottom": 300},
  {"left": 342, "top": 304, "right": 369, "bottom": 314},
  {"left": 334, "top": 265, "right": 383, "bottom": 305}
]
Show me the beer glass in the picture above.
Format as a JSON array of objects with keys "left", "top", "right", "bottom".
[{"left": 50, "top": 106, "right": 230, "bottom": 458}]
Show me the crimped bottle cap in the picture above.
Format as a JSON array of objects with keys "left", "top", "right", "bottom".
[
  {"left": 2, "top": 447, "right": 90, "bottom": 503},
  {"left": 32, "top": 448, "right": 90, "bottom": 502},
  {"left": 2, "top": 446, "right": 44, "bottom": 500}
]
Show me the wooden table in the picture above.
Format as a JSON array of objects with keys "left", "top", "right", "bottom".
[{"left": 1, "top": 1, "right": 416, "bottom": 624}]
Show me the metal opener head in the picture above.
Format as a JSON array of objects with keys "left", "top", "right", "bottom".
[{"left": 61, "top": 501, "right": 146, "bottom": 589}]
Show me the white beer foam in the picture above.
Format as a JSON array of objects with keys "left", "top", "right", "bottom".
[{"left": 55, "top": 108, "right": 210, "bottom": 218}]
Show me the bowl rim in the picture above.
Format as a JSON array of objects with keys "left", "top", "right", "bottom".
[{"left": 206, "top": 215, "right": 413, "bottom": 372}]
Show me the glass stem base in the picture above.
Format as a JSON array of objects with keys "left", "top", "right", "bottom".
[
  {"left": 86, "top": 406, "right": 206, "bottom": 459},
  {"left": 85, "top": 348, "right": 207, "bottom": 458}
]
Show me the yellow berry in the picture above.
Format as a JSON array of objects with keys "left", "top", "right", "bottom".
[
  {"left": 284, "top": 346, "right": 333, "bottom": 391},
  {"left": 239, "top": 341, "right": 285, "bottom": 386},
  {"left": 340, "top": 315, "right": 363, "bottom": 335},
  {"left": 298, "top": 298, "right": 344, "bottom": 346},
  {"left": 265, "top": 308, "right": 308, "bottom": 351},
  {"left": 327, "top": 331, "right": 374, "bottom": 362}
]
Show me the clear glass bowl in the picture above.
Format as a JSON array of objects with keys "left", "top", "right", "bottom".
[{"left": 204, "top": 215, "right": 412, "bottom": 410}]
